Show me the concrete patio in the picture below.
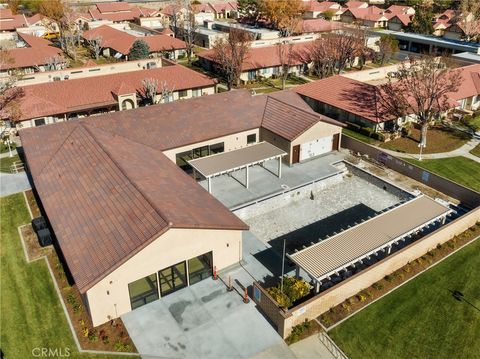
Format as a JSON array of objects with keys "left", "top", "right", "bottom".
[{"left": 197, "top": 152, "right": 345, "bottom": 209}]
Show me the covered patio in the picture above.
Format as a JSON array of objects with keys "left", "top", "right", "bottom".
[
  {"left": 189, "top": 142, "right": 287, "bottom": 194},
  {"left": 288, "top": 195, "right": 453, "bottom": 293}
]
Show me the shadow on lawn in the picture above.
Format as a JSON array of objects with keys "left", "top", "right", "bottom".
[{"left": 448, "top": 289, "right": 480, "bottom": 313}]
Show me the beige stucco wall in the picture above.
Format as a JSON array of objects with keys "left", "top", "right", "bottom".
[
  {"left": 260, "top": 128, "right": 293, "bottom": 164},
  {"left": 86, "top": 228, "right": 243, "bottom": 327},
  {"left": 162, "top": 128, "right": 260, "bottom": 163}
]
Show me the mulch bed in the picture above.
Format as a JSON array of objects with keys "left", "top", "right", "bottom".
[
  {"left": 318, "top": 222, "right": 480, "bottom": 328},
  {"left": 22, "top": 192, "right": 137, "bottom": 353},
  {"left": 285, "top": 319, "right": 322, "bottom": 345}
]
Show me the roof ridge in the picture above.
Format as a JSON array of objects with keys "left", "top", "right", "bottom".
[
  {"left": 36, "top": 122, "right": 81, "bottom": 177},
  {"left": 81, "top": 122, "right": 172, "bottom": 227}
]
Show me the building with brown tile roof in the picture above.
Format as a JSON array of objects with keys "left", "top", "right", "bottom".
[
  {"left": 5, "top": 63, "right": 216, "bottom": 128},
  {"left": 20, "top": 89, "right": 342, "bottom": 326},
  {"left": 0, "top": 8, "right": 28, "bottom": 31},
  {"left": 88, "top": 1, "right": 158, "bottom": 22},
  {"left": 1, "top": 32, "right": 65, "bottom": 74},
  {"left": 198, "top": 41, "right": 314, "bottom": 83},
  {"left": 82, "top": 25, "right": 187, "bottom": 59}
]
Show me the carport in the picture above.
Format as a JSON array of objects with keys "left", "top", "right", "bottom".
[
  {"left": 189, "top": 142, "right": 287, "bottom": 193},
  {"left": 288, "top": 195, "right": 452, "bottom": 293}
]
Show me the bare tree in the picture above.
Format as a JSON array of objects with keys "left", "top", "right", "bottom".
[
  {"left": 87, "top": 36, "right": 103, "bottom": 60},
  {"left": 459, "top": 0, "right": 480, "bottom": 42},
  {"left": 160, "top": 80, "right": 175, "bottom": 103},
  {"left": 277, "top": 41, "right": 295, "bottom": 90},
  {"left": 377, "top": 56, "right": 462, "bottom": 154},
  {"left": 181, "top": 0, "right": 198, "bottom": 65},
  {"left": 212, "top": 28, "right": 252, "bottom": 90},
  {"left": 0, "top": 50, "right": 24, "bottom": 124},
  {"left": 43, "top": 56, "right": 65, "bottom": 71},
  {"left": 141, "top": 78, "right": 159, "bottom": 105}
]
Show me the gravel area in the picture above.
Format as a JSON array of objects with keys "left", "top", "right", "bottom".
[{"left": 244, "top": 174, "right": 403, "bottom": 245}]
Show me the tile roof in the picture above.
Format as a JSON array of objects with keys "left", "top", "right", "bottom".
[
  {"left": 0, "top": 9, "right": 27, "bottom": 31},
  {"left": 385, "top": 5, "right": 414, "bottom": 15},
  {"left": 296, "top": 19, "right": 343, "bottom": 33},
  {"left": 2, "top": 32, "right": 64, "bottom": 71},
  {"left": 387, "top": 13, "right": 412, "bottom": 26},
  {"left": 304, "top": 1, "right": 340, "bottom": 12},
  {"left": 13, "top": 64, "right": 216, "bottom": 121},
  {"left": 198, "top": 42, "right": 313, "bottom": 71},
  {"left": 448, "top": 64, "right": 480, "bottom": 101},
  {"left": 345, "top": 1, "right": 368, "bottom": 9},
  {"left": 21, "top": 116, "right": 249, "bottom": 292},
  {"left": 88, "top": 2, "right": 157, "bottom": 22},
  {"left": 261, "top": 95, "right": 344, "bottom": 141},
  {"left": 343, "top": 6, "right": 387, "bottom": 22},
  {"left": 82, "top": 25, "right": 186, "bottom": 55},
  {"left": 295, "top": 75, "right": 384, "bottom": 123}
]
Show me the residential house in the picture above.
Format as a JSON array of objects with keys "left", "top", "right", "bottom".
[
  {"left": 294, "top": 64, "right": 480, "bottom": 132},
  {"left": 340, "top": 6, "right": 388, "bottom": 28},
  {"left": 0, "top": 8, "right": 27, "bottom": 32},
  {"left": 345, "top": 1, "right": 369, "bottom": 9},
  {"left": 207, "top": 2, "right": 238, "bottom": 19},
  {"left": 294, "top": 19, "right": 344, "bottom": 35},
  {"left": 88, "top": 2, "right": 159, "bottom": 23},
  {"left": 302, "top": 1, "right": 343, "bottom": 21},
  {"left": 20, "top": 89, "right": 343, "bottom": 326},
  {"left": 82, "top": 25, "right": 187, "bottom": 60},
  {"left": 1, "top": 32, "right": 65, "bottom": 76},
  {"left": 197, "top": 42, "right": 314, "bottom": 83},
  {"left": 386, "top": 14, "right": 413, "bottom": 31},
  {"left": 3, "top": 63, "right": 216, "bottom": 129}
]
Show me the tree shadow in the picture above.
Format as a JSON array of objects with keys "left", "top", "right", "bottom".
[{"left": 340, "top": 80, "right": 383, "bottom": 123}]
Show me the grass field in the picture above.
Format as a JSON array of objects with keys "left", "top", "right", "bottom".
[
  {"left": 406, "top": 156, "right": 480, "bottom": 192},
  {"left": 471, "top": 144, "right": 480, "bottom": 158},
  {"left": 0, "top": 193, "right": 137, "bottom": 359},
  {"left": 342, "top": 128, "right": 378, "bottom": 144},
  {"left": 329, "top": 239, "right": 480, "bottom": 359}
]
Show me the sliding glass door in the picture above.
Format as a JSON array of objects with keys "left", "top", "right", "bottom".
[
  {"left": 159, "top": 261, "right": 188, "bottom": 297},
  {"left": 128, "top": 273, "right": 159, "bottom": 310},
  {"left": 188, "top": 252, "right": 213, "bottom": 286}
]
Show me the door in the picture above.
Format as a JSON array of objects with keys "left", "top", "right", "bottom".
[
  {"left": 332, "top": 133, "right": 340, "bottom": 151},
  {"left": 292, "top": 145, "right": 300, "bottom": 164},
  {"left": 159, "top": 261, "right": 187, "bottom": 297},
  {"left": 300, "top": 136, "right": 333, "bottom": 161}
]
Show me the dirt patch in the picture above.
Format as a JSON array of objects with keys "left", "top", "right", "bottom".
[
  {"left": 20, "top": 224, "right": 52, "bottom": 261},
  {"left": 25, "top": 190, "right": 41, "bottom": 218},
  {"left": 379, "top": 126, "right": 469, "bottom": 154},
  {"left": 318, "top": 222, "right": 480, "bottom": 328}
]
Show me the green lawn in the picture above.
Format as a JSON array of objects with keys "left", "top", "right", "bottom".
[
  {"left": 406, "top": 156, "right": 480, "bottom": 192},
  {"left": 471, "top": 144, "right": 480, "bottom": 158},
  {"left": 330, "top": 239, "right": 480, "bottom": 359},
  {"left": 0, "top": 194, "right": 137, "bottom": 359},
  {"left": 467, "top": 115, "right": 480, "bottom": 132}
]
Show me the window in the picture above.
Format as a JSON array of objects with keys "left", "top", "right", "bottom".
[
  {"left": 128, "top": 273, "right": 159, "bottom": 310},
  {"left": 209, "top": 142, "right": 224, "bottom": 154},
  {"left": 188, "top": 252, "right": 212, "bottom": 286},
  {"left": 247, "top": 134, "right": 256, "bottom": 144},
  {"left": 175, "top": 142, "right": 224, "bottom": 171},
  {"left": 159, "top": 261, "right": 187, "bottom": 297},
  {"left": 179, "top": 90, "right": 188, "bottom": 98},
  {"left": 248, "top": 70, "right": 256, "bottom": 80},
  {"left": 34, "top": 118, "right": 46, "bottom": 126},
  {"left": 192, "top": 89, "right": 201, "bottom": 97}
]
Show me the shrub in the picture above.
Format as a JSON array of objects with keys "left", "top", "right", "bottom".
[
  {"left": 373, "top": 282, "right": 383, "bottom": 290},
  {"left": 366, "top": 290, "right": 373, "bottom": 298},
  {"left": 359, "top": 126, "right": 374, "bottom": 137},
  {"left": 287, "top": 320, "right": 312, "bottom": 344},
  {"left": 436, "top": 243, "right": 443, "bottom": 250},
  {"left": 88, "top": 329, "right": 98, "bottom": 342},
  {"left": 266, "top": 276, "right": 310, "bottom": 308},
  {"left": 346, "top": 121, "right": 361, "bottom": 131},
  {"left": 83, "top": 327, "right": 89, "bottom": 337},
  {"left": 385, "top": 275, "right": 394, "bottom": 282},
  {"left": 114, "top": 341, "right": 132, "bottom": 352},
  {"left": 266, "top": 287, "right": 291, "bottom": 308},
  {"left": 371, "top": 132, "right": 385, "bottom": 141},
  {"left": 403, "top": 265, "right": 411, "bottom": 273},
  {"left": 341, "top": 303, "right": 351, "bottom": 313},
  {"left": 102, "top": 335, "right": 110, "bottom": 345},
  {"left": 356, "top": 294, "right": 367, "bottom": 302},
  {"left": 427, "top": 250, "right": 435, "bottom": 257}
]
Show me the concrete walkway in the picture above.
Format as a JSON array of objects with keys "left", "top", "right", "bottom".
[
  {"left": 289, "top": 335, "right": 336, "bottom": 359},
  {"left": 0, "top": 172, "right": 30, "bottom": 197},
  {"left": 376, "top": 138, "right": 480, "bottom": 163}
]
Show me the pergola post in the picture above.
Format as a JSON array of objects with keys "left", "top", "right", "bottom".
[
  {"left": 207, "top": 177, "right": 212, "bottom": 193},
  {"left": 245, "top": 165, "right": 249, "bottom": 189},
  {"left": 387, "top": 245, "right": 392, "bottom": 255},
  {"left": 278, "top": 156, "right": 282, "bottom": 178},
  {"left": 315, "top": 281, "right": 321, "bottom": 294},
  {"left": 295, "top": 265, "right": 300, "bottom": 278}
]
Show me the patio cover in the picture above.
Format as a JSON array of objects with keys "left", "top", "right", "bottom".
[
  {"left": 189, "top": 141, "right": 286, "bottom": 178},
  {"left": 288, "top": 195, "right": 451, "bottom": 283}
]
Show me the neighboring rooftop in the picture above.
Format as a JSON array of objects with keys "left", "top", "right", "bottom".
[
  {"left": 88, "top": 1, "right": 158, "bottom": 22},
  {"left": 8, "top": 63, "right": 216, "bottom": 121}
]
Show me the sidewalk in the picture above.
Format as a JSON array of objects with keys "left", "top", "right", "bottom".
[
  {"left": 376, "top": 138, "right": 480, "bottom": 163},
  {"left": 0, "top": 172, "right": 30, "bottom": 197}
]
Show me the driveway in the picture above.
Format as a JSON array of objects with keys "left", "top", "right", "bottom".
[{"left": 122, "top": 275, "right": 295, "bottom": 359}]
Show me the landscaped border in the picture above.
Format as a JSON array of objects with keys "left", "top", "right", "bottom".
[{"left": 18, "top": 191, "right": 140, "bottom": 357}]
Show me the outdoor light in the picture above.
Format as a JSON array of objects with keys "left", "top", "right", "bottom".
[{"left": 3, "top": 138, "right": 13, "bottom": 158}]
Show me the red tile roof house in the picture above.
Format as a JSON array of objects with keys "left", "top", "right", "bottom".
[
  {"left": 207, "top": 2, "right": 238, "bottom": 19},
  {"left": 20, "top": 89, "right": 343, "bottom": 327},
  {"left": 2, "top": 62, "right": 216, "bottom": 129},
  {"left": 302, "top": 1, "right": 343, "bottom": 21},
  {"left": 197, "top": 42, "right": 314, "bottom": 83},
  {"left": 0, "top": 8, "right": 28, "bottom": 32},
  {"left": 88, "top": 2, "right": 159, "bottom": 23},
  {"left": 340, "top": 6, "right": 389, "bottom": 28},
  {"left": 1, "top": 32, "right": 65, "bottom": 76},
  {"left": 82, "top": 25, "right": 187, "bottom": 60},
  {"left": 295, "top": 64, "right": 480, "bottom": 133}
]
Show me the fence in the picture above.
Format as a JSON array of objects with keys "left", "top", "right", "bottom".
[
  {"left": 341, "top": 135, "right": 480, "bottom": 208},
  {"left": 318, "top": 331, "right": 349, "bottom": 359}
]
